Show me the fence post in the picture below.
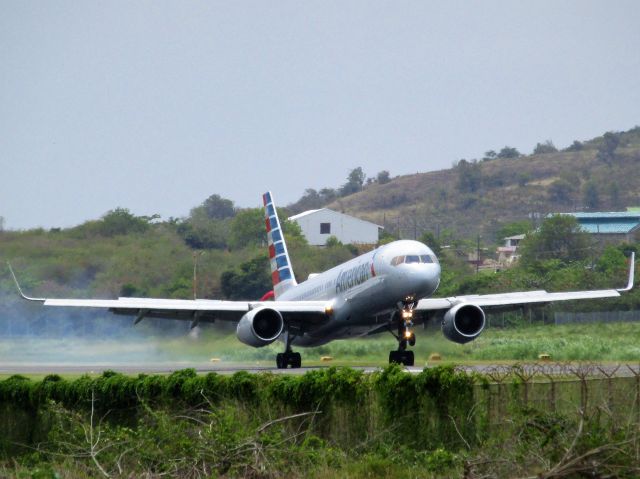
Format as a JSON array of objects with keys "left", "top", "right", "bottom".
[{"left": 571, "top": 364, "right": 594, "bottom": 414}]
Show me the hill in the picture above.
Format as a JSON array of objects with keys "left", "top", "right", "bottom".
[{"left": 296, "top": 127, "right": 640, "bottom": 243}]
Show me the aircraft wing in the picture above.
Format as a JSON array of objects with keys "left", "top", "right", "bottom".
[
  {"left": 21, "top": 296, "right": 329, "bottom": 325},
  {"left": 7, "top": 264, "right": 330, "bottom": 327},
  {"left": 416, "top": 252, "right": 635, "bottom": 312}
]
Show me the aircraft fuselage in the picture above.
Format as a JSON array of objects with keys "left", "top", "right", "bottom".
[{"left": 278, "top": 239, "right": 441, "bottom": 346}]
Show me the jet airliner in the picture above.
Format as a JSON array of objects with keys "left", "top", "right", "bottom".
[{"left": 10, "top": 192, "right": 635, "bottom": 368}]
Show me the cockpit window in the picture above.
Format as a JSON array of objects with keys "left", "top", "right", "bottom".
[
  {"left": 391, "top": 254, "right": 439, "bottom": 266},
  {"left": 390, "top": 256, "right": 404, "bottom": 266}
]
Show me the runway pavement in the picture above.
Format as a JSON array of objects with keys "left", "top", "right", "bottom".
[{"left": 0, "top": 361, "right": 635, "bottom": 377}]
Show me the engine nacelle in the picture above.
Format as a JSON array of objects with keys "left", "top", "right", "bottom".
[
  {"left": 442, "top": 303, "right": 486, "bottom": 344},
  {"left": 236, "top": 307, "right": 284, "bottom": 347}
]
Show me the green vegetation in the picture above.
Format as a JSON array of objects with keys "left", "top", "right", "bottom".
[
  {"left": 151, "top": 320, "right": 640, "bottom": 362},
  {"left": 3, "top": 366, "right": 640, "bottom": 477}
]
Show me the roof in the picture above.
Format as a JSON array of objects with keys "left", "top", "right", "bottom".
[
  {"left": 559, "top": 212, "right": 640, "bottom": 235},
  {"left": 287, "top": 209, "right": 321, "bottom": 220},
  {"left": 504, "top": 234, "right": 526, "bottom": 240},
  {"left": 288, "top": 208, "right": 383, "bottom": 228}
]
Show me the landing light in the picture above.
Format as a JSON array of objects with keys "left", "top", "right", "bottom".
[
  {"left": 404, "top": 330, "right": 412, "bottom": 339},
  {"left": 325, "top": 305, "right": 334, "bottom": 316},
  {"left": 401, "top": 310, "right": 413, "bottom": 319}
]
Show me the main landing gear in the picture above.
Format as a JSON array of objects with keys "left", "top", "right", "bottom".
[
  {"left": 388, "top": 304, "right": 416, "bottom": 367},
  {"left": 276, "top": 329, "right": 301, "bottom": 369}
]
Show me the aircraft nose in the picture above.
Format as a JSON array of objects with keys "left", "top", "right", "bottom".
[{"left": 407, "top": 264, "right": 440, "bottom": 297}]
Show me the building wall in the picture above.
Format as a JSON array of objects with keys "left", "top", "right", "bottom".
[{"left": 291, "top": 209, "right": 380, "bottom": 246}]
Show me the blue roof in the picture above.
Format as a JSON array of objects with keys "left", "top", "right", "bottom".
[
  {"left": 558, "top": 212, "right": 640, "bottom": 234},
  {"left": 571, "top": 212, "right": 640, "bottom": 219}
]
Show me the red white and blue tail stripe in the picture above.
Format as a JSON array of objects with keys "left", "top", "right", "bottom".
[{"left": 263, "top": 191, "right": 297, "bottom": 298}]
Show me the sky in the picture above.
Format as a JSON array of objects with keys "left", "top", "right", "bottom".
[{"left": 1, "top": 1, "right": 639, "bottom": 229}]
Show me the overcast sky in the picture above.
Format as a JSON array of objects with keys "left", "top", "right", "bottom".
[{"left": 1, "top": 1, "right": 639, "bottom": 229}]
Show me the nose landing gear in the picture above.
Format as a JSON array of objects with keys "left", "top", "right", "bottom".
[{"left": 388, "top": 304, "right": 416, "bottom": 366}]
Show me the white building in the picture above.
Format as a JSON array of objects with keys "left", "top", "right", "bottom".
[
  {"left": 496, "top": 234, "right": 525, "bottom": 266},
  {"left": 288, "top": 208, "right": 382, "bottom": 246}
]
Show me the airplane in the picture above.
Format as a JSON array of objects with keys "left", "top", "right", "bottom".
[{"left": 9, "top": 191, "right": 636, "bottom": 369}]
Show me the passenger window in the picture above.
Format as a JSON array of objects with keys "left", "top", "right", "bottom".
[{"left": 405, "top": 255, "right": 420, "bottom": 264}]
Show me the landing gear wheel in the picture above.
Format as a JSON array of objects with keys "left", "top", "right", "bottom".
[
  {"left": 388, "top": 350, "right": 414, "bottom": 366},
  {"left": 290, "top": 352, "right": 302, "bottom": 368},
  {"left": 275, "top": 352, "right": 302, "bottom": 369},
  {"left": 403, "top": 350, "right": 414, "bottom": 366},
  {"left": 276, "top": 353, "right": 286, "bottom": 369},
  {"left": 389, "top": 351, "right": 399, "bottom": 364},
  {"left": 408, "top": 332, "right": 416, "bottom": 347}
]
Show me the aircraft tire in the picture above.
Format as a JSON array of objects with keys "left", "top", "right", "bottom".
[
  {"left": 402, "top": 351, "right": 414, "bottom": 367},
  {"left": 388, "top": 351, "right": 400, "bottom": 364},
  {"left": 408, "top": 333, "right": 416, "bottom": 347},
  {"left": 276, "top": 353, "right": 287, "bottom": 369},
  {"left": 290, "top": 352, "right": 302, "bottom": 368}
]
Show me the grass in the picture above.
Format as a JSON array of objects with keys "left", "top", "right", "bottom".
[
  {"left": 3, "top": 321, "right": 640, "bottom": 371},
  {"left": 159, "top": 321, "right": 640, "bottom": 364}
]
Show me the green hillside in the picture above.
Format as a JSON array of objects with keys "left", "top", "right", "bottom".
[{"left": 320, "top": 127, "right": 640, "bottom": 242}]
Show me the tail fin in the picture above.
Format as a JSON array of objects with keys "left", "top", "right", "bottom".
[{"left": 263, "top": 191, "right": 298, "bottom": 298}]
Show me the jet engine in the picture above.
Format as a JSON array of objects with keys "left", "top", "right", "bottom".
[
  {"left": 442, "top": 303, "right": 485, "bottom": 344},
  {"left": 236, "top": 307, "right": 284, "bottom": 347}
]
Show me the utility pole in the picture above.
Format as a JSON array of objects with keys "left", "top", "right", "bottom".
[
  {"left": 193, "top": 251, "right": 205, "bottom": 300},
  {"left": 476, "top": 234, "right": 481, "bottom": 274}
]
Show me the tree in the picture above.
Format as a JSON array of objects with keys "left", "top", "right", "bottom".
[
  {"left": 319, "top": 188, "right": 337, "bottom": 203},
  {"left": 596, "top": 132, "right": 620, "bottom": 164},
  {"left": 519, "top": 215, "right": 591, "bottom": 266},
  {"left": 456, "top": 159, "right": 482, "bottom": 193},
  {"left": 376, "top": 170, "right": 391, "bottom": 184},
  {"left": 340, "top": 167, "right": 366, "bottom": 196},
  {"left": 97, "top": 208, "right": 150, "bottom": 236},
  {"left": 200, "top": 194, "right": 236, "bottom": 220},
  {"left": 533, "top": 140, "right": 557, "bottom": 155},
  {"left": 229, "top": 208, "right": 265, "bottom": 250},
  {"left": 220, "top": 256, "right": 271, "bottom": 300},
  {"left": 548, "top": 178, "right": 576, "bottom": 204},
  {"left": 565, "top": 140, "right": 583, "bottom": 152},
  {"left": 596, "top": 245, "right": 627, "bottom": 277},
  {"left": 176, "top": 218, "right": 228, "bottom": 249},
  {"left": 497, "top": 146, "right": 521, "bottom": 159},
  {"left": 583, "top": 181, "right": 600, "bottom": 210},
  {"left": 325, "top": 235, "right": 342, "bottom": 247},
  {"left": 282, "top": 218, "right": 306, "bottom": 244},
  {"left": 517, "top": 172, "right": 531, "bottom": 187},
  {"left": 608, "top": 183, "right": 622, "bottom": 209},
  {"left": 418, "top": 231, "right": 441, "bottom": 255},
  {"left": 482, "top": 150, "right": 497, "bottom": 161}
]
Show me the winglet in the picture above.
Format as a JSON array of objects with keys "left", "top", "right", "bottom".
[
  {"left": 6, "top": 262, "right": 45, "bottom": 302},
  {"left": 617, "top": 252, "right": 635, "bottom": 292}
]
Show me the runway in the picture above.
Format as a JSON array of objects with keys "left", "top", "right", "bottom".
[
  {"left": 0, "top": 361, "right": 636, "bottom": 377},
  {"left": 0, "top": 362, "right": 406, "bottom": 375}
]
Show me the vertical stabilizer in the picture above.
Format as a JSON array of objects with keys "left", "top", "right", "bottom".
[{"left": 263, "top": 191, "right": 298, "bottom": 298}]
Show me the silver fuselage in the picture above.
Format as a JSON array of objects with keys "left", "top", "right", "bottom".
[{"left": 279, "top": 240, "right": 440, "bottom": 346}]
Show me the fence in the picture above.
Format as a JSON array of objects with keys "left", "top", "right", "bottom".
[
  {"left": 472, "top": 363, "right": 640, "bottom": 428},
  {"left": 554, "top": 310, "right": 640, "bottom": 325}
]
